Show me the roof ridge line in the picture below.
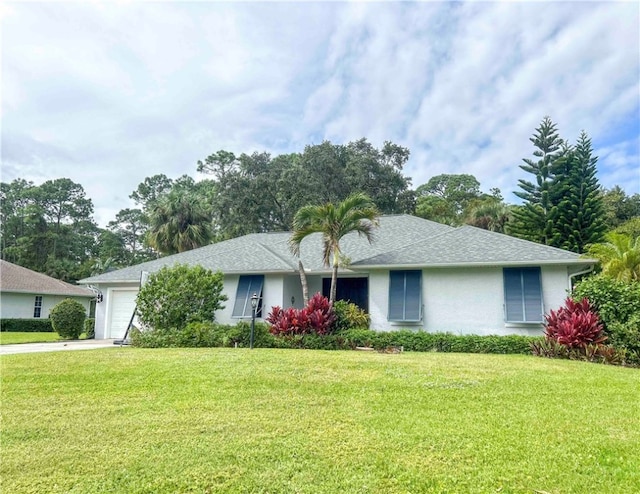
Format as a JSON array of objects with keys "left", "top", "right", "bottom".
[
  {"left": 353, "top": 226, "right": 455, "bottom": 265},
  {"left": 455, "top": 225, "right": 589, "bottom": 254},
  {"left": 258, "top": 242, "right": 297, "bottom": 270}
]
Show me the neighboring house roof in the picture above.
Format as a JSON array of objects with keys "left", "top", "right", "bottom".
[
  {"left": 0, "top": 260, "right": 95, "bottom": 297},
  {"left": 79, "top": 215, "right": 596, "bottom": 285}
]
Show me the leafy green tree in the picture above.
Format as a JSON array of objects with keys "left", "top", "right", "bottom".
[
  {"left": 197, "top": 139, "right": 413, "bottom": 239},
  {"left": 511, "top": 116, "right": 566, "bottom": 244},
  {"left": 601, "top": 186, "right": 640, "bottom": 228},
  {"left": 1, "top": 178, "right": 97, "bottom": 281},
  {"left": 586, "top": 232, "right": 640, "bottom": 282},
  {"left": 0, "top": 179, "right": 35, "bottom": 255},
  {"left": 107, "top": 208, "right": 155, "bottom": 263},
  {"left": 136, "top": 264, "right": 227, "bottom": 331},
  {"left": 415, "top": 174, "right": 483, "bottom": 225},
  {"left": 145, "top": 189, "right": 214, "bottom": 255},
  {"left": 343, "top": 139, "right": 414, "bottom": 214},
  {"left": 289, "top": 193, "right": 380, "bottom": 304},
  {"left": 129, "top": 174, "right": 174, "bottom": 209},
  {"left": 549, "top": 131, "right": 605, "bottom": 252},
  {"left": 615, "top": 217, "right": 640, "bottom": 239},
  {"left": 34, "top": 178, "right": 94, "bottom": 232}
]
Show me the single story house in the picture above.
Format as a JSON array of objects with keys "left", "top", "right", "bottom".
[
  {"left": 80, "top": 215, "right": 596, "bottom": 340},
  {"left": 0, "top": 260, "right": 95, "bottom": 319}
]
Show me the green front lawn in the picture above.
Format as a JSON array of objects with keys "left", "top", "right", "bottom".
[
  {"left": 1, "top": 349, "right": 638, "bottom": 493},
  {"left": 0, "top": 332, "right": 87, "bottom": 345}
]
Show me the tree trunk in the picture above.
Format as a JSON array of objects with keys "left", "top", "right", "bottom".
[
  {"left": 330, "top": 252, "right": 339, "bottom": 304},
  {"left": 298, "top": 259, "right": 309, "bottom": 306}
]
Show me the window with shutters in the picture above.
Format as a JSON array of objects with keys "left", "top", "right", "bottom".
[
  {"left": 232, "top": 275, "right": 264, "bottom": 318},
  {"left": 503, "top": 267, "right": 543, "bottom": 323},
  {"left": 388, "top": 270, "right": 422, "bottom": 322}
]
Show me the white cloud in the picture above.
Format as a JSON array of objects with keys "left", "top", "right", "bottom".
[{"left": 1, "top": 0, "right": 638, "bottom": 228}]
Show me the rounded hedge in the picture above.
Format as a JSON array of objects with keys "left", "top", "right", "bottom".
[{"left": 50, "top": 298, "right": 87, "bottom": 339}]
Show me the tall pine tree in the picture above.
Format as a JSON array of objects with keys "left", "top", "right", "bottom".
[
  {"left": 511, "top": 118, "right": 606, "bottom": 253},
  {"left": 511, "top": 116, "right": 565, "bottom": 244},
  {"left": 550, "top": 131, "right": 606, "bottom": 253}
]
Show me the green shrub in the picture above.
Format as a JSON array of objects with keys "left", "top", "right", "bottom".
[
  {"left": 222, "top": 322, "right": 276, "bottom": 348},
  {"left": 136, "top": 264, "right": 227, "bottom": 331},
  {"left": 338, "top": 328, "right": 379, "bottom": 349},
  {"left": 338, "top": 329, "right": 537, "bottom": 354},
  {"left": 131, "top": 322, "right": 277, "bottom": 349},
  {"left": 607, "top": 315, "right": 640, "bottom": 365},
  {"left": 49, "top": 299, "right": 86, "bottom": 339},
  {"left": 0, "top": 319, "right": 54, "bottom": 332},
  {"left": 573, "top": 275, "right": 640, "bottom": 357},
  {"left": 84, "top": 318, "right": 95, "bottom": 339},
  {"left": 131, "top": 320, "right": 540, "bottom": 356},
  {"left": 333, "top": 301, "right": 370, "bottom": 332},
  {"left": 129, "top": 327, "right": 175, "bottom": 348},
  {"left": 573, "top": 276, "right": 640, "bottom": 327}
]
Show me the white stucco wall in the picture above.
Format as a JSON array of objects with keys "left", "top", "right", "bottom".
[
  {"left": 283, "top": 274, "right": 305, "bottom": 309},
  {"left": 92, "top": 265, "right": 574, "bottom": 339},
  {"left": 1, "top": 292, "right": 91, "bottom": 320},
  {"left": 368, "top": 265, "right": 572, "bottom": 336}
]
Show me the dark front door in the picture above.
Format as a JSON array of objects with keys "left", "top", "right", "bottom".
[{"left": 322, "top": 277, "right": 368, "bottom": 312}]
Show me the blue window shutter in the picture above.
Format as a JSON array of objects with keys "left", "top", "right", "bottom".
[
  {"left": 388, "top": 270, "right": 422, "bottom": 321},
  {"left": 388, "top": 271, "right": 405, "bottom": 320},
  {"left": 504, "top": 268, "right": 524, "bottom": 322},
  {"left": 404, "top": 271, "right": 422, "bottom": 320},
  {"left": 504, "top": 267, "right": 542, "bottom": 322},
  {"left": 232, "top": 275, "right": 264, "bottom": 318},
  {"left": 522, "top": 268, "right": 543, "bottom": 322}
]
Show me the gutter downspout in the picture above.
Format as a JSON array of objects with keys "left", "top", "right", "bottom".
[{"left": 568, "top": 264, "right": 595, "bottom": 292}]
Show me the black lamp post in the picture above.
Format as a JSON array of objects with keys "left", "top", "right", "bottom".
[{"left": 250, "top": 292, "right": 258, "bottom": 349}]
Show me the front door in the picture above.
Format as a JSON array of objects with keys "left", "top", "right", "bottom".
[{"left": 322, "top": 277, "right": 368, "bottom": 312}]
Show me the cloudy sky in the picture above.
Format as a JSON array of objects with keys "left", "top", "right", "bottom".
[{"left": 2, "top": 1, "right": 639, "bottom": 227}]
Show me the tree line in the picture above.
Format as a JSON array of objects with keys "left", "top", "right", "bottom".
[{"left": 1, "top": 119, "right": 639, "bottom": 282}]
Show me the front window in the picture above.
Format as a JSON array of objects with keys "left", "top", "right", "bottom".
[
  {"left": 388, "top": 270, "right": 422, "bottom": 321},
  {"left": 232, "top": 275, "right": 264, "bottom": 318},
  {"left": 34, "top": 296, "right": 43, "bottom": 318},
  {"left": 503, "top": 267, "right": 543, "bottom": 322}
]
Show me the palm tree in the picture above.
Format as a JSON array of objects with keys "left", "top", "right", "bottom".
[
  {"left": 90, "top": 256, "right": 115, "bottom": 276},
  {"left": 586, "top": 232, "right": 640, "bottom": 283},
  {"left": 289, "top": 193, "right": 380, "bottom": 304},
  {"left": 465, "top": 201, "right": 512, "bottom": 233},
  {"left": 146, "top": 190, "right": 214, "bottom": 255}
]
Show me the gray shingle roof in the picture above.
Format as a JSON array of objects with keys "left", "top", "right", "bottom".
[
  {"left": 353, "top": 225, "right": 594, "bottom": 267},
  {"left": 0, "top": 260, "right": 95, "bottom": 297},
  {"left": 79, "top": 215, "right": 595, "bottom": 284}
]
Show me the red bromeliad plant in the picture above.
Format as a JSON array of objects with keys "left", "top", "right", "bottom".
[
  {"left": 267, "top": 292, "right": 336, "bottom": 336},
  {"left": 544, "top": 298, "right": 606, "bottom": 349}
]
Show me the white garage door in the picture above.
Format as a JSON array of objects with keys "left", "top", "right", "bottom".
[{"left": 108, "top": 290, "right": 138, "bottom": 339}]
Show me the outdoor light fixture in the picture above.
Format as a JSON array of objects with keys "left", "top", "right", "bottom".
[
  {"left": 96, "top": 292, "right": 104, "bottom": 303},
  {"left": 250, "top": 292, "right": 258, "bottom": 349}
]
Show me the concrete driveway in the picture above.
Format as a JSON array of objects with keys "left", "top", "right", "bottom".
[{"left": 0, "top": 339, "right": 124, "bottom": 355}]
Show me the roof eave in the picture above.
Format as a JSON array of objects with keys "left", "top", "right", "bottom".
[
  {"left": 350, "top": 259, "right": 598, "bottom": 270},
  {"left": 81, "top": 268, "right": 303, "bottom": 285},
  {"left": 1, "top": 288, "right": 94, "bottom": 297}
]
